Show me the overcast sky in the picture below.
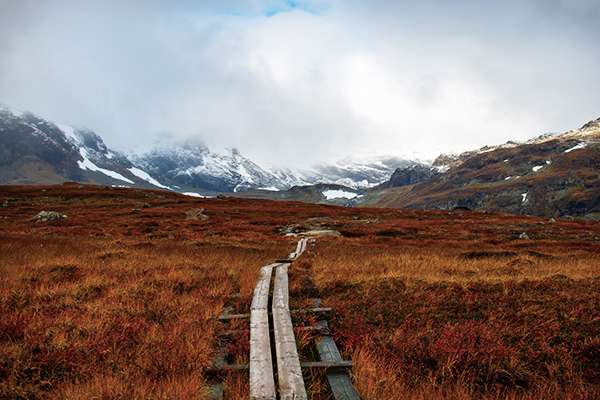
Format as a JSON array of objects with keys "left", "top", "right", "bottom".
[{"left": 1, "top": 0, "right": 599, "bottom": 166}]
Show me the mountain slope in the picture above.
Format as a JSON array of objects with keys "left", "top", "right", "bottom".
[
  {"left": 232, "top": 183, "right": 362, "bottom": 206},
  {"left": 0, "top": 106, "right": 192, "bottom": 192},
  {"left": 361, "top": 118, "right": 600, "bottom": 218},
  {"left": 133, "top": 142, "right": 307, "bottom": 193},
  {"left": 0, "top": 107, "right": 89, "bottom": 185}
]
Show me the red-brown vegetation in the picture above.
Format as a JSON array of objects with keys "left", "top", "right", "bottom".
[{"left": 1, "top": 183, "right": 600, "bottom": 399}]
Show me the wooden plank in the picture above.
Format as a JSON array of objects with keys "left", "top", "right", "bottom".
[
  {"left": 293, "top": 241, "right": 302, "bottom": 258},
  {"left": 217, "top": 307, "right": 330, "bottom": 320},
  {"left": 249, "top": 264, "right": 278, "bottom": 400},
  {"left": 290, "top": 238, "right": 307, "bottom": 260},
  {"left": 291, "top": 307, "right": 332, "bottom": 314},
  {"left": 206, "top": 343, "right": 228, "bottom": 400},
  {"left": 296, "top": 325, "right": 327, "bottom": 333},
  {"left": 287, "top": 238, "right": 308, "bottom": 261},
  {"left": 206, "top": 364, "right": 250, "bottom": 372},
  {"left": 273, "top": 265, "right": 308, "bottom": 400},
  {"left": 316, "top": 320, "right": 360, "bottom": 400},
  {"left": 252, "top": 263, "right": 280, "bottom": 311},
  {"left": 301, "top": 361, "right": 354, "bottom": 371},
  {"left": 218, "top": 313, "right": 250, "bottom": 320},
  {"left": 209, "top": 362, "right": 350, "bottom": 373},
  {"left": 205, "top": 383, "right": 224, "bottom": 400},
  {"left": 297, "top": 238, "right": 307, "bottom": 256}
]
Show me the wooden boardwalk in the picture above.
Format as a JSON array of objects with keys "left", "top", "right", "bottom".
[{"left": 213, "top": 238, "right": 359, "bottom": 399}]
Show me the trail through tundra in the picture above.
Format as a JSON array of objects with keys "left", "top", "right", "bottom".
[{"left": 247, "top": 238, "right": 359, "bottom": 400}]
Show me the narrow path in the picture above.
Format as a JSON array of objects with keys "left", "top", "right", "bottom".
[
  {"left": 250, "top": 239, "right": 308, "bottom": 399},
  {"left": 246, "top": 237, "right": 358, "bottom": 400}
]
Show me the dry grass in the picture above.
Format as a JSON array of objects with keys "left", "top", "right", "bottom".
[
  {"left": 310, "top": 238, "right": 600, "bottom": 285},
  {"left": 2, "top": 184, "right": 600, "bottom": 399},
  {"left": 305, "top": 228, "right": 600, "bottom": 399}
]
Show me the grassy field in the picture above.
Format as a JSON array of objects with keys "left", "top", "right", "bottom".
[{"left": 1, "top": 183, "right": 599, "bottom": 399}]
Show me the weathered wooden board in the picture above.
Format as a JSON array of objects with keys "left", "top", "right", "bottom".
[
  {"left": 316, "top": 320, "right": 361, "bottom": 400},
  {"left": 217, "top": 313, "right": 250, "bottom": 320},
  {"left": 205, "top": 383, "right": 224, "bottom": 400},
  {"left": 301, "top": 361, "right": 354, "bottom": 371},
  {"left": 251, "top": 263, "right": 280, "bottom": 310},
  {"left": 297, "top": 238, "right": 307, "bottom": 256},
  {"left": 273, "top": 265, "right": 308, "bottom": 400},
  {"left": 249, "top": 264, "right": 279, "bottom": 400},
  {"left": 288, "top": 238, "right": 308, "bottom": 261},
  {"left": 290, "top": 307, "right": 332, "bottom": 316},
  {"left": 206, "top": 342, "right": 228, "bottom": 400}
]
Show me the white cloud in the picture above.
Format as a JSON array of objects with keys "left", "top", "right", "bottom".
[{"left": 0, "top": 0, "right": 599, "bottom": 167}]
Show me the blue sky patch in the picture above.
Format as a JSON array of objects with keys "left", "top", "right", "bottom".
[{"left": 265, "top": 1, "right": 327, "bottom": 17}]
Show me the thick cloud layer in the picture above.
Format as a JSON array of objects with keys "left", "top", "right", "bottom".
[{"left": 1, "top": 0, "right": 599, "bottom": 166}]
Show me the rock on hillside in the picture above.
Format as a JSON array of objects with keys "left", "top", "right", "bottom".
[{"left": 376, "top": 164, "right": 438, "bottom": 190}]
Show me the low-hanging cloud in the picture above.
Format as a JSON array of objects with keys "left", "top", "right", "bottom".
[{"left": 1, "top": 0, "right": 599, "bottom": 167}]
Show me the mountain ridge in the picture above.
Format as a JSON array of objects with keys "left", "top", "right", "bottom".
[{"left": 360, "top": 117, "right": 600, "bottom": 218}]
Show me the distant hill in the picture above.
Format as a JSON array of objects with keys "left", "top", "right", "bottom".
[{"left": 360, "top": 117, "right": 600, "bottom": 219}]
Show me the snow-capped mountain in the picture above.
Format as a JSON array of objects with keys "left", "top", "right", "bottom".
[
  {"left": 0, "top": 105, "right": 184, "bottom": 191},
  {"left": 302, "top": 155, "right": 426, "bottom": 189},
  {"left": 0, "top": 104, "right": 427, "bottom": 193},
  {"left": 132, "top": 140, "right": 307, "bottom": 193},
  {"left": 134, "top": 144, "right": 428, "bottom": 193}
]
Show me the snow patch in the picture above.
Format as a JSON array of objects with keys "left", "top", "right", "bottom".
[
  {"left": 59, "top": 125, "right": 79, "bottom": 143},
  {"left": 322, "top": 189, "right": 359, "bottom": 200},
  {"left": 182, "top": 192, "right": 204, "bottom": 198},
  {"left": 522, "top": 193, "right": 528, "bottom": 203},
  {"left": 128, "top": 167, "right": 170, "bottom": 189},
  {"left": 532, "top": 161, "right": 550, "bottom": 172},
  {"left": 505, "top": 176, "right": 512, "bottom": 180},
  {"left": 565, "top": 142, "right": 588, "bottom": 153},
  {"left": 78, "top": 148, "right": 134, "bottom": 184},
  {"left": 434, "top": 165, "right": 451, "bottom": 173}
]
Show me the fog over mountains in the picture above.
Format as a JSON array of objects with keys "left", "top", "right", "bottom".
[{"left": 0, "top": 105, "right": 426, "bottom": 195}]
